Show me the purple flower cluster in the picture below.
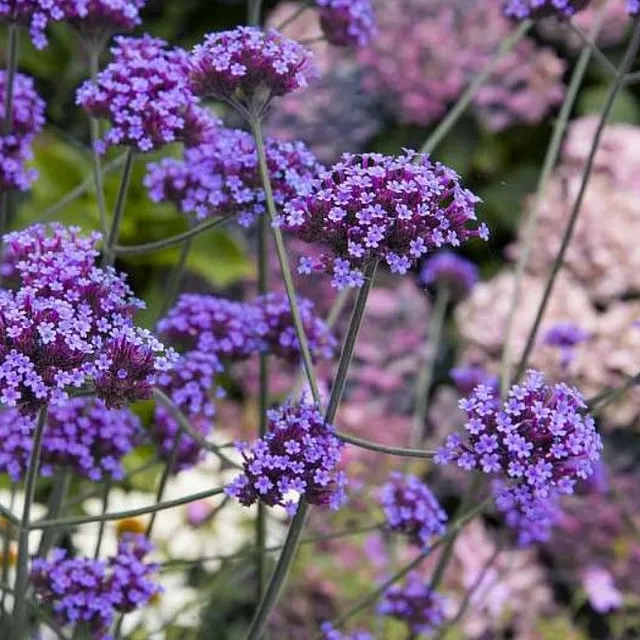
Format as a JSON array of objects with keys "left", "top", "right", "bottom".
[
  {"left": 76, "top": 35, "right": 211, "bottom": 153},
  {"left": 629, "top": 0, "right": 640, "bottom": 15},
  {"left": 0, "top": 71, "right": 45, "bottom": 193},
  {"left": 450, "top": 365, "right": 498, "bottom": 397},
  {"left": 316, "top": 0, "right": 376, "bottom": 47},
  {"left": 0, "top": 397, "right": 141, "bottom": 482},
  {"left": 0, "top": 0, "right": 65, "bottom": 48},
  {"left": 61, "top": 0, "right": 147, "bottom": 38},
  {"left": 543, "top": 321, "right": 590, "bottom": 370},
  {"left": 31, "top": 534, "right": 160, "bottom": 639},
  {"left": 420, "top": 252, "right": 479, "bottom": 300},
  {"left": 377, "top": 572, "right": 448, "bottom": 636},
  {"left": 254, "top": 292, "right": 337, "bottom": 363},
  {"left": 188, "top": 27, "right": 318, "bottom": 113},
  {"left": 0, "top": 224, "right": 175, "bottom": 414},
  {"left": 504, "top": 0, "right": 592, "bottom": 20},
  {"left": 321, "top": 623, "right": 373, "bottom": 640},
  {"left": 152, "top": 349, "right": 224, "bottom": 472},
  {"left": 379, "top": 472, "right": 447, "bottom": 548},
  {"left": 226, "top": 401, "right": 347, "bottom": 513},
  {"left": 280, "top": 151, "right": 487, "bottom": 289},
  {"left": 145, "top": 127, "right": 322, "bottom": 227},
  {"left": 436, "top": 370, "right": 602, "bottom": 539}
]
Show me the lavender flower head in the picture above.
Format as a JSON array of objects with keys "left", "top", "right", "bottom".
[
  {"left": 254, "top": 292, "right": 337, "bottom": 363},
  {"left": 0, "top": 224, "right": 176, "bottom": 413},
  {"left": 281, "top": 151, "right": 487, "bottom": 289},
  {"left": 321, "top": 623, "right": 373, "bottom": 640},
  {"left": 77, "top": 35, "right": 204, "bottom": 153},
  {"left": 377, "top": 572, "right": 448, "bottom": 636},
  {"left": 629, "top": 0, "right": 640, "bottom": 15},
  {"left": 61, "top": 0, "right": 147, "bottom": 39},
  {"left": 316, "top": 0, "right": 377, "bottom": 47},
  {"left": 0, "top": 71, "right": 46, "bottom": 192},
  {"left": 420, "top": 251, "right": 479, "bottom": 300},
  {"left": 543, "top": 321, "right": 590, "bottom": 370},
  {"left": 0, "top": 0, "right": 65, "bottom": 48},
  {"left": 144, "top": 127, "right": 322, "bottom": 227},
  {"left": 504, "top": 0, "right": 592, "bottom": 20},
  {"left": 31, "top": 533, "right": 160, "bottom": 639},
  {"left": 0, "top": 397, "right": 141, "bottom": 482},
  {"left": 189, "top": 27, "right": 318, "bottom": 115},
  {"left": 227, "top": 401, "right": 347, "bottom": 514},
  {"left": 379, "top": 472, "right": 447, "bottom": 548}
]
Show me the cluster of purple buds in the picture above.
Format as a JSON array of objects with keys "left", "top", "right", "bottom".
[
  {"left": 31, "top": 533, "right": 160, "bottom": 639},
  {"left": 630, "top": 1, "right": 640, "bottom": 15},
  {"left": 0, "top": 397, "right": 141, "bottom": 482},
  {"left": 321, "top": 623, "right": 373, "bottom": 640},
  {"left": 379, "top": 472, "right": 448, "bottom": 548},
  {"left": 152, "top": 349, "right": 224, "bottom": 472},
  {"left": 315, "top": 0, "right": 377, "bottom": 47},
  {"left": 0, "top": 71, "right": 46, "bottom": 193},
  {"left": 280, "top": 151, "right": 487, "bottom": 289},
  {"left": 0, "top": 0, "right": 65, "bottom": 48},
  {"left": 188, "top": 27, "right": 318, "bottom": 115},
  {"left": 226, "top": 401, "right": 347, "bottom": 514},
  {"left": 60, "top": 0, "right": 147, "bottom": 40},
  {"left": 144, "top": 127, "right": 322, "bottom": 227},
  {"left": 420, "top": 251, "right": 479, "bottom": 301},
  {"left": 76, "top": 35, "right": 211, "bottom": 153},
  {"left": 543, "top": 321, "right": 590, "bottom": 370},
  {"left": 436, "top": 369, "right": 602, "bottom": 535},
  {"left": 377, "top": 572, "right": 448, "bottom": 636},
  {"left": 504, "top": 0, "right": 592, "bottom": 20},
  {"left": 0, "top": 224, "right": 176, "bottom": 414}
]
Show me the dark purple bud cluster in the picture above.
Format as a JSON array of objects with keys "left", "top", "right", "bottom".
[
  {"left": 76, "top": 35, "right": 212, "bottom": 153},
  {"left": 0, "top": 224, "right": 176, "bottom": 414},
  {"left": 504, "top": 0, "right": 592, "bottom": 20},
  {"left": 316, "top": 0, "right": 377, "bottom": 47},
  {"left": 321, "top": 623, "right": 373, "bottom": 640},
  {"left": 0, "top": 71, "right": 46, "bottom": 193},
  {"left": 543, "top": 321, "right": 590, "bottom": 370},
  {"left": 188, "top": 27, "right": 318, "bottom": 113},
  {"left": 0, "top": 397, "right": 141, "bottom": 482},
  {"left": 30, "top": 533, "right": 160, "bottom": 639},
  {"left": 377, "top": 572, "right": 448, "bottom": 636},
  {"left": 630, "top": 0, "right": 640, "bottom": 15},
  {"left": 379, "top": 472, "right": 447, "bottom": 548},
  {"left": 420, "top": 251, "right": 479, "bottom": 300},
  {"left": 226, "top": 401, "right": 347, "bottom": 514},
  {"left": 145, "top": 127, "right": 322, "bottom": 227},
  {"left": 449, "top": 365, "right": 499, "bottom": 397},
  {"left": 0, "top": 0, "right": 65, "bottom": 49},
  {"left": 280, "top": 151, "right": 487, "bottom": 289}
]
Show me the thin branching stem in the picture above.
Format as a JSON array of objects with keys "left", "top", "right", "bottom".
[
  {"left": 334, "top": 432, "right": 436, "bottom": 458},
  {"left": 276, "top": 0, "right": 313, "bottom": 31},
  {"left": 565, "top": 21, "right": 617, "bottom": 78}
]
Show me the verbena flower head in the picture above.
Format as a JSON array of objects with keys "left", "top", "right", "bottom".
[
  {"left": 31, "top": 534, "right": 160, "bottom": 639},
  {"left": 254, "top": 292, "right": 337, "bottom": 363},
  {"left": 152, "top": 349, "right": 224, "bottom": 472},
  {"left": 0, "top": 224, "right": 176, "bottom": 414},
  {"left": 436, "top": 369, "right": 602, "bottom": 498},
  {"left": 188, "top": 27, "right": 318, "bottom": 115},
  {"left": 0, "top": 0, "right": 65, "bottom": 48},
  {"left": 76, "top": 35, "right": 204, "bottom": 153},
  {"left": 450, "top": 365, "right": 498, "bottom": 397},
  {"left": 504, "top": 0, "right": 592, "bottom": 19},
  {"left": 280, "top": 151, "right": 486, "bottom": 289},
  {"left": 377, "top": 572, "right": 448, "bottom": 636},
  {"left": 227, "top": 401, "right": 347, "bottom": 514},
  {"left": 379, "top": 472, "right": 447, "bottom": 548},
  {"left": 543, "top": 321, "right": 590, "bottom": 369},
  {"left": 321, "top": 623, "right": 373, "bottom": 640},
  {"left": 316, "top": 0, "right": 377, "bottom": 47},
  {"left": 63, "top": 0, "right": 145, "bottom": 35},
  {"left": 420, "top": 251, "right": 479, "bottom": 300},
  {"left": 629, "top": 0, "right": 640, "bottom": 15},
  {"left": 144, "top": 127, "right": 322, "bottom": 227},
  {"left": 0, "top": 397, "right": 141, "bottom": 482},
  {"left": 158, "top": 294, "right": 262, "bottom": 360}
]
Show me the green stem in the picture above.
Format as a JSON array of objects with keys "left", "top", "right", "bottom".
[
  {"left": 93, "top": 478, "right": 112, "bottom": 559},
  {"left": 38, "top": 471, "right": 71, "bottom": 557},
  {"left": 500, "top": 6, "right": 610, "bottom": 396},
  {"left": 157, "top": 237, "right": 192, "bottom": 321},
  {"left": 88, "top": 48, "right": 108, "bottom": 239},
  {"left": 515, "top": 19, "right": 640, "bottom": 381},
  {"left": 113, "top": 214, "right": 233, "bottom": 256},
  {"left": 565, "top": 21, "right": 617, "bottom": 78},
  {"left": 334, "top": 432, "right": 436, "bottom": 458},
  {"left": 0, "top": 488, "right": 16, "bottom": 623},
  {"left": 102, "top": 147, "right": 135, "bottom": 266},
  {"left": 12, "top": 406, "right": 48, "bottom": 639},
  {"left": 276, "top": 0, "right": 312, "bottom": 31},
  {"left": 410, "top": 286, "right": 449, "bottom": 449},
  {"left": 31, "top": 485, "right": 227, "bottom": 531},
  {"left": 419, "top": 20, "right": 532, "bottom": 156},
  {"left": 248, "top": 0, "right": 264, "bottom": 25}
]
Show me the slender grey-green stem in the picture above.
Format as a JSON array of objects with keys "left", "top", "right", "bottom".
[
  {"left": 0, "top": 23, "right": 21, "bottom": 243},
  {"left": 500, "top": 7, "right": 610, "bottom": 395},
  {"left": 12, "top": 406, "right": 48, "bottom": 639},
  {"left": 157, "top": 236, "right": 192, "bottom": 321},
  {"left": 276, "top": 0, "right": 312, "bottom": 31},
  {"left": 38, "top": 471, "right": 71, "bottom": 557},
  {"left": 588, "top": 371, "right": 640, "bottom": 412},
  {"left": 102, "top": 147, "right": 135, "bottom": 266},
  {"left": 410, "top": 286, "right": 449, "bottom": 449},
  {"left": 565, "top": 20, "right": 617, "bottom": 78},
  {"left": 419, "top": 20, "right": 532, "bottom": 156},
  {"left": 248, "top": 0, "right": 264, "bottom": 25},
  {"left": 334, "top": 431, "right": 436, "bottom": 458},
  {"left": 31, "top": 485, "right": 227, "bottom": 531},
  {"left": 88, "top": 48, "right": 109, "bottom": 239},
  {"left": 0, "top": 488, "right": 17, "bottom": 624},
  {"left": 93, "top": 478, "right": 112, "bottom": 559},
  {"left": 245, "top": 263, "right": 378, "bottom": 640},
  {"left": 515, "top": 19, "right": 640, "bottom": 381},
  {"left": 113, "top": 214, "right": 233, "bottom": 255}
]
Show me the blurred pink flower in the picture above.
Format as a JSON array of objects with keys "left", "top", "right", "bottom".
[{"left": 581, "top": 566, "right": 623, "bottom": 613}]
